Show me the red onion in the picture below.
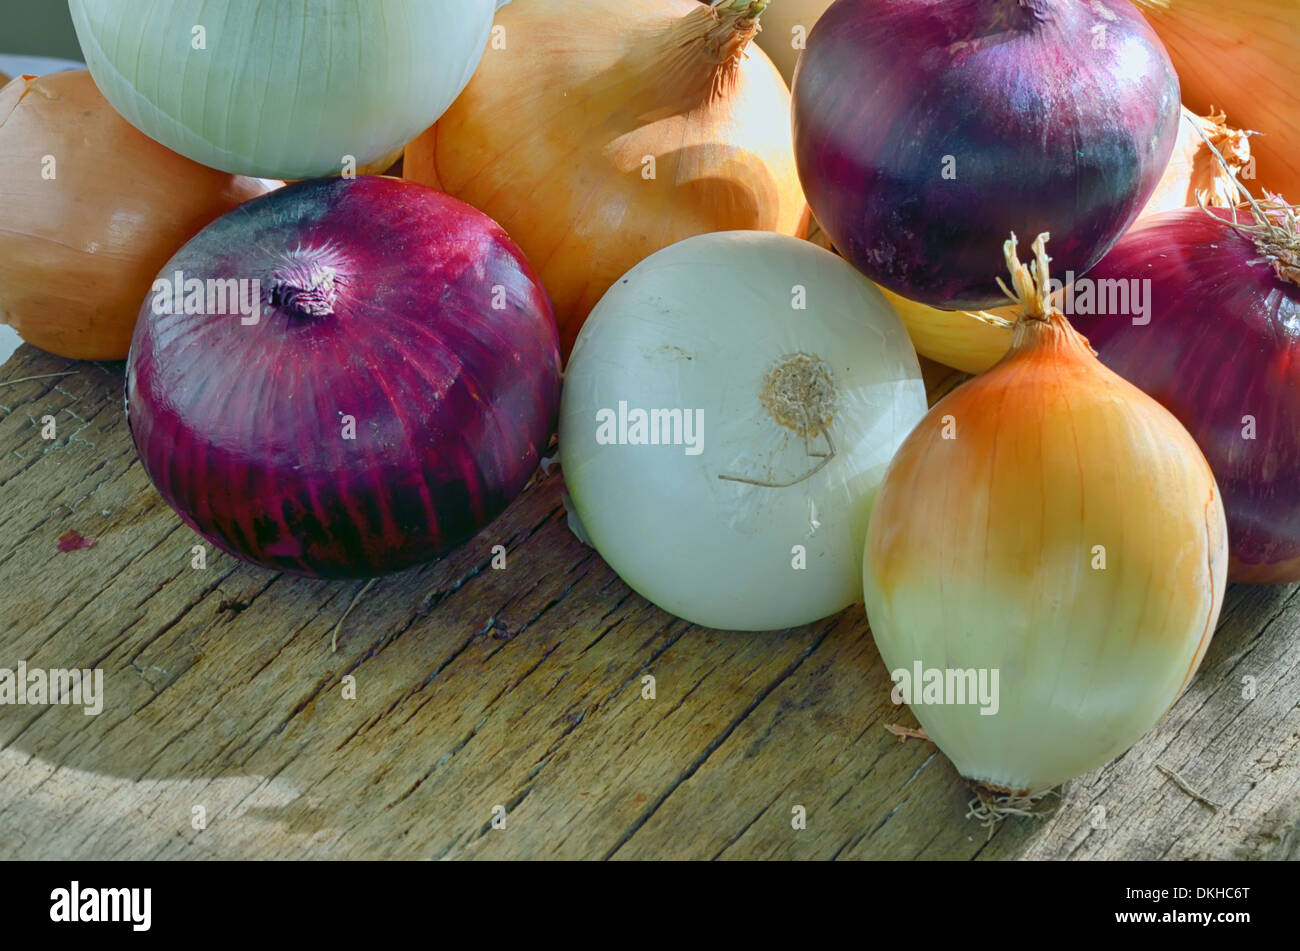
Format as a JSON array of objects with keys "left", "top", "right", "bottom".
[
  {"left": 126, "top": 177, "right": 561, "bottom": 579},
  {"left": 1070, "top": 204, "right": 1300, "bottom": 583},
  {"left": 792, "top": 0, "right": 1180, "bottom": 310}
]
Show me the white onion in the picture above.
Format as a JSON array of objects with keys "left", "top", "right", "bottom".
[
  {"left": 559, "top": 231, "right": 927, "bottom": 631},
  {"left": 68, "top": 0, "right": 500, "bottom": 180}
]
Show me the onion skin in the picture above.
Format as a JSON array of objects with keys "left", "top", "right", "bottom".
[
  {"left": 1136, "top": 108, "right": 1251, "bottom": 222},
  {"left": 793, "top": 0, "right": 1180, "bottom": 310},
  {"left": 126, "top": 177, "right": 560, "bottom": 579},
  {"left": 1070, "top": 208, "right": 1300, "bottom": 583},
  {"left": 1134, "top": 0, "right": 1300, "bottom": 201},
  {"left": 864, "top": 240, "right": 1227, "bottom": 795},
  {"left": 68, "top": 0, "right": 498, "bottom": 181},
  {"left": 0, "top": 72, "right": 278, "bottom": 360},
  {"left": 406, "top": 0, "right": 808, "bottom": 359}
]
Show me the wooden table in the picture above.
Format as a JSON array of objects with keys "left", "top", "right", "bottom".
[{"left": 1, "top": 343, "right": 1296, "bottom": 860}]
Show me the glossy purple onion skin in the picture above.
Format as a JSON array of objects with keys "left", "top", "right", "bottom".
[
  {"left": 793, "top": 0, "right": 1180, "bottom": 310},
  {"left": 1072, "top": 208, "right": 1300, "bottom": 583},
  {"left": 126, "top": 176, "right": 561, "bottom": 579}
]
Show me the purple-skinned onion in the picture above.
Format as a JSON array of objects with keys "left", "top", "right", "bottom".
[
  {"left": 792, "top": 0, "right": 1180, "bottom": 310},
  {"left": 1070, "top": 203, "right": 1300, "bottom": 583},
  {"left": 126, "top": 176, "right": 561, "bottom": 579}
]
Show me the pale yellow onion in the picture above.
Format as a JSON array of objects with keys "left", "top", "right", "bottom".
[
  {"left": 863, "top": 233, "right": 1228, "bottom": 798},
  {"left": 753, "top": 0, "right": 834, "bottom": 83},
  {"left": 68, "top": 0, "right": 499, "bottom": 180},
  {"left": 1134, "top": 0, "right": 1299, "bottom": 200},
  {"left": 406, "top": 0, "right": 807, "bottom": 358},
  {"left": 877, "top": 288, "right": 1015, "bottom": 377},
  {"left": 806, "top": 214, "right": 1016, "bottom": 376}
]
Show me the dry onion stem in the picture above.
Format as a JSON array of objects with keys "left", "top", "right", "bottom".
[
  {"left": 1137, "top": 107, "right": 1252, "bottom": 220},
  {"left": 1186, "top": 119, "right": 1300, "bottom": 285}
]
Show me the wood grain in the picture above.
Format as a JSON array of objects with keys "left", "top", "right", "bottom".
[{"left": 0, "top": 344, "right": 1295, "bottom": 859}]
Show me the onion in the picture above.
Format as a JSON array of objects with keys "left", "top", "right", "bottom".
[
  {"left": 877, "top": 288, "right": 1016, "bottom": 378},
  {"left": 559, "top": 231, "right": 927, "bottom": 631},
  {"left": 863, "top": 233, "right": 1227, "bottom": 800},
  {"left": 0, "top": 71, "right": 278, "bottom": 360},
  {"left": 752, "top": 0, "right": 834, "bottom": 83},
  {"left": 875, "top": 107, "right": 1253, "bottom": 376},
  {"left": 793, "top": 0, "right": 1181, "bottom": 310},
  {"left": 405, "top": 0, "right": 807, "bottom": 358},
  {"left": 1137, "top": 107, "right": 1252, "bottom": 221},
  {"left": 68, "top": 0, "right": 500, "bottom": 180},
  {"left": 1070, "top": 200, "right": 1300, "bottom": 583},
  {"left": 126, "top": 176, "right": 561, "bottom": 579},
  {"left": 1134, "top": 0, "right": 1300, "bottom": 200}
]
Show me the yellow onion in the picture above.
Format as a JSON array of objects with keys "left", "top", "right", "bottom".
[
  {"left": 877, "top": 289, "right": 1016, "bottom": 377},
  {"left": 405, "top": 0, "right": 807, "bottom": 358},
  {"left": 1134, "top": 0, "right": 1299, "bottom": 200},
  {"left": 806, "top": 214, "right": 1017, "bottom": 376},
  {"left": 863, "top": 233, "right": 1228, "bottom": 800},
  {"left": 1137, "top": 107, "right": 1251, "bottom": 220},
  {"left": 752, "top": 0, "right": 833, "bottom": 83},
  {"left": 0, "top": 72, "right": 278, "bottom": 360}
]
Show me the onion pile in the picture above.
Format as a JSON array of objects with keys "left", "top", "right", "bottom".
[
  {"left": 793, "top": 0, "right": 1180, "bottom": 309},
  {"left": 864, "top": 233, "right": 1227, "bottom": 798},
  {"left": 560, "top": 231, "right": 927, "bottom": 631},
  {"left": 0, "top": 71, "right": 278, "bottom": 360},
  {"left": 0, "top": 0, "right": 1289, "bottom": 828},
  {"left": 69, "top": 0, "right": 501, "bottom": 180},
  {"left": 405, "top": 0, "right": 807, "bottom": 358},
  {"left": 126, "top": 177, "right": 561, "bottom": 578},
  {"left": 1071, "top": 199, "right": 1300, "bottom": 583}
]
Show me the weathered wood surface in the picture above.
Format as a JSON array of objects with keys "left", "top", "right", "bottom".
[{"left": 0, "top": 343, "right": 1296, "bottom": 860}]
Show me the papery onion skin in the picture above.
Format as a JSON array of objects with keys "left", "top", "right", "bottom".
[
  {"left": 69, "top": 0, "right": 498, "bottom": 180},
  {"left": 126, "top": 177, "right": 561, "bottom": 579},
  {"left": 0, "top": 72, "right": 278, "bottom": 360},
  {"left": 1136, "top": 108, "right": 1251, "bottom": 222},
  {"left": 863, "top": 238, "right": 1227, "bottom": 795},
  {"left": 406, "top": 0, "right": 808, "bottom": 359},
  {"left": 793, "top": 0, "right": 1180, "bottom": 310},
  {"left": 1070, "top": 208, "right": 1300, "bottom": 583},
  {"left": 561, "top": 231, "right": 927, "bottom": 632},
  {"left": 1134, "top": 0, "right": 1300, "bottom": 201}
]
